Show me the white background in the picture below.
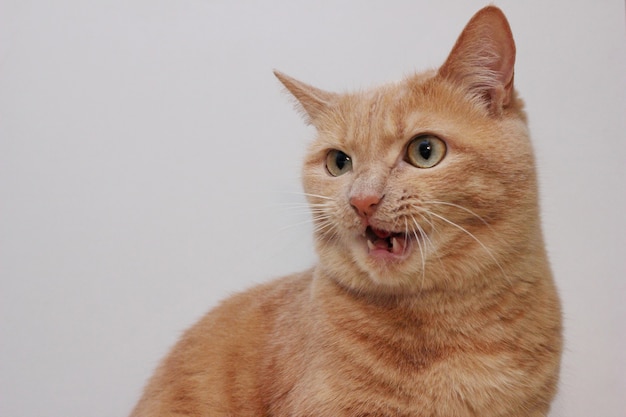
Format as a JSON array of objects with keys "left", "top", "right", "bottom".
[{"left": 1, "top": 1, "right": 624, "bottom": 416}]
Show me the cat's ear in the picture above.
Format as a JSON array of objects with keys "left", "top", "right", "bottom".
[
  {"left": 438, "top": 6, "right": 516, "bottom": 115},
  {"left": 274, "top": 70, "right": 337, "bottom": 126}
]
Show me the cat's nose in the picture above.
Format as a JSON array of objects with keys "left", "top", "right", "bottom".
[{"left": 350, "top": 194, "right": 383, "bottom": 218}]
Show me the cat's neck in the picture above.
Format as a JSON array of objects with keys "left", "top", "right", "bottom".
[
  {"left": 310, "top": 250, "right": 546, "bottom": 331},
  {"left": 312, "top": 267, "right": 505, "bottom": 320}
]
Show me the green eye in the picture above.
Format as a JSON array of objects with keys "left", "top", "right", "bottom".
[
  {"left": 406, "top": 135, "right": 447, "bottom": 168},
  {"left": 326, "top": 150, "right": 352, "bottom": 176}
]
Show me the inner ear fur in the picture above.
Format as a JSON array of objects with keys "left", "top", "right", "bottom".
[{"left": 438, "top": 6, "right": 516, "bottom": 115}]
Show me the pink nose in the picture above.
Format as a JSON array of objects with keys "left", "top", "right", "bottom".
[{"left": 350, "top": 194, "right": 382, "bottom": 218}]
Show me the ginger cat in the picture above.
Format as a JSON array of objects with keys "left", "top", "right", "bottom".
[{"left": 130, "top": 6, "right": 562, "bottom": 416}]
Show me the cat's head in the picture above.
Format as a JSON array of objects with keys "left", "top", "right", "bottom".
[{"left": 276, "top": 7, "right": 540, "bottom": 296}]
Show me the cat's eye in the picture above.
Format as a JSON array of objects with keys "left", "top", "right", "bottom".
[
  {"left": 406, "top": 135, "right": 447, "bottom": 169},
  {"left": 326, "top": 150, "right": 353, "bottom": 177}
]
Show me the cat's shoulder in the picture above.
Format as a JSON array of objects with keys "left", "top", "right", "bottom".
[
  {"left": 185, "top": 269, "right": 314, "bottom": 338},
  {"left": 219, "top": 268, "right": 314, "bottom": 311}
]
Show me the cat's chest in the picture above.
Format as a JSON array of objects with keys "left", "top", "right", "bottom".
[
  {"left": 277, "top": 314, "right": 524, "bottom": 417},
  {"left": 284, "top": 348, "right": 522, "bottom": 417},
  {"left": 269, "top": 280, "right": 529, "bottom": 416}
]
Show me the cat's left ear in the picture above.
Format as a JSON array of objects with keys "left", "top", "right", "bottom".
[
  {"left": 274, "top": 70, "right": 337, "bottom": 127},
  {"left": 438, "top": 6, "right": 516, "bottom": 116}
]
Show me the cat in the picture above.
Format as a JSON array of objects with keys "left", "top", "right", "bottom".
[{"left": 130, "top": 6, "right": 562, "bottom": 417}]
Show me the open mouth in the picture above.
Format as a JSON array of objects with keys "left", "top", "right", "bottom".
[{"left": 364, "top": 226, "right": 410, "bottom": 256}]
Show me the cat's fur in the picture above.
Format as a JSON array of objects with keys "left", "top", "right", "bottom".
[{"left": 130, "top": 7, "right": 562, "bottom": 417}]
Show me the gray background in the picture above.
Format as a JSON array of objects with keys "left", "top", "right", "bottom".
[{"left": 1, "top": 1, "right": 624, "bottom": 416}]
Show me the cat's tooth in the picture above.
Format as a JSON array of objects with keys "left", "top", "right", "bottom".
[
  {"left": 392, "top": 237, "right": 399, "bottom": 253},
  {"left": 367, "top": 239, "right": 375, "bottom": 251}
]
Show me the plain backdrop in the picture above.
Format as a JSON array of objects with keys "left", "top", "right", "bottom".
[{"left": 1, "top": 1, "right": 624, "bottom": 416}]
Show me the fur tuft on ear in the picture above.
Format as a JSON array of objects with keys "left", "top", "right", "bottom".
[
  {"left": 273, "top": 70, "right": 337, "bottom": 126},
  {"left": 438, "top": 6, "right": 516, "bottom": 115}
]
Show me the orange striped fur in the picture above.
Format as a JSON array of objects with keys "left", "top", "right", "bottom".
[{"left": 131, "top": 7, "right": 562, "bottom": 416}]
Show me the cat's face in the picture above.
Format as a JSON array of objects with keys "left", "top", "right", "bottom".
[{"left": 277, "top": 7, "right": 540, "bottom": 295}]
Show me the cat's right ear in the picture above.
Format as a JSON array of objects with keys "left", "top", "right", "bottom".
[{"left": 273, "top": 70, "right": 337, "bottom": 127}]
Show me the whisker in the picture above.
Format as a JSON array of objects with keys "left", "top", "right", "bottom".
[
  {"left": 274, "top": 218, "right": 316, "bottom": 233},
  {"left": 268, "top": 190, "right": 335, "bottom": 201},
  {"left": 402, "top": 218, "right": 410, "bottom": 257},
  {"left": 303, "top": 193, "right": 334, "bottom": 201},
  {"left": 425, "top": 210, "right": 510, "bottom": 285},
  {"left": 313, "top": 220, "right": 340, "bottom": 241},
  {"left": 413, "top": 207, "right": 436, "bottom": 230},
  {"left": 272, "top": 215, "right": 338, "bottom": 246},
  {"left": 413, "top": 212, "right": 435, "bottom": 250},
  {"left": 268, "top": 203, "right": 332, "bottom": 210},
  {"left": 414, "top": 210, "right": 451, "bottom": 280},
  {"left": 423, "top": 200, "right": 508, "bottom": 249},
  {"left": 424, "top": 200, "right": 490, "bottom": 226},
  {"left": 408, "top": 216, "right": 426, "bottom": 291},
  {"left": 263, "top": 202, "right": 335, "bottom": 220}
]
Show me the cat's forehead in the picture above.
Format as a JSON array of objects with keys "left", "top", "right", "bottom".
[{"left": 326, "top": 74, "right": 455, "bottom": 153}]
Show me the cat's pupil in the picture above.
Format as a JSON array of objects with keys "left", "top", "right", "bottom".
[
  {"left": 336, "top": 151, "right": 350, "bottom": 170},
  {"left": 419, "top": 141, "right": 432, "bottom": 160}
]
